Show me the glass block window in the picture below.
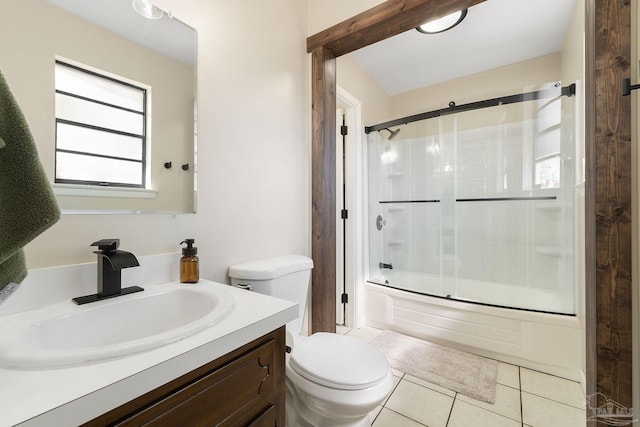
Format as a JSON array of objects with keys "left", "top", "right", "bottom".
[{"left": 54, "top": 60, "right": 147, "bottom": 187}]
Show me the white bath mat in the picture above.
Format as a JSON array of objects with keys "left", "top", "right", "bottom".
[{"left": 371, "top": 330, "right": 498, "bottom": 403}]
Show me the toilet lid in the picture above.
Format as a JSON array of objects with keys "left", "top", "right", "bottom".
[{"left": 289, "top": 333, "right": 390, "bottom": 390}]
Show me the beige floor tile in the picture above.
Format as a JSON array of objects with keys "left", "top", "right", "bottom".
[
  {"left": 369, "top": 330, "right": 588, "bottom": 426},
  {"left": 382, "top": 374, "right": 402, "bottom": 406},
  {"left": 496, "top": 362, "right": 520, "bottom": 389},
  {"left": 403, "top": 374, "right": 456, "bottom": 397},
  {"left": 522, "top": 391, "right": 587, "bottom": 427},
  {"left": 520, "top": 368, "right": 585, "bottom": 409},
  {"left": 385, "top": 380, "right": 454, "bottom": 427},
  {"left": 369, "top": 405, "right": 383, "bottom": 424},
  {"left": 372, "top": 408, "right": 426, "bottom": 426},
  {"left": 448, "top": 400, "right": 521, "bottom": 427},
  {"left": 456, "top": 383, "right": 521, "bottom": 422}
]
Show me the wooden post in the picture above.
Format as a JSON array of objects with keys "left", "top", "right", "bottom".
[{"left": 310, "top": 46, "right": 337, "bottom": 333}]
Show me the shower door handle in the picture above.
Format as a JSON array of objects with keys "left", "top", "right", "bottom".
[{"left": 376, "top": 215, "right": 386, "bottom": 231}]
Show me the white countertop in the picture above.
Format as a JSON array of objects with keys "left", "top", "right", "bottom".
[{"left": 0, "top": 279, "right": 297, "bottom": 427}]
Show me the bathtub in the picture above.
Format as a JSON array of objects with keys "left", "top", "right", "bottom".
[{"left": 363, "top": 281, "right": 584, "bottom": 384}]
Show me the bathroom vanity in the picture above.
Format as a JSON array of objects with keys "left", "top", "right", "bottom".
[
  {"left": 0, "top": 256, "right": 297, "bottom": 427},
  {"left": 84, "top": 327, "right": 286, "bottom": 426}
]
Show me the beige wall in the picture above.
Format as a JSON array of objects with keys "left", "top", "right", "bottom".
[
  {"left": 390, "top": 53, "right": 562, "bottom": 119},
  {"left": 0, "top": 0, "right": 194, "bottom": 213},
  {"left": 157, "top": 0, "right": 310, "bottom": 282},
  {"left": 561, "top": 0, "right": 585, "bottom": 85},
  {"left": 17, "top": 0, "right": 310, "bottom": 280},
  {"left": 337, "top": 55, "right": 391, "bottom": 128}
]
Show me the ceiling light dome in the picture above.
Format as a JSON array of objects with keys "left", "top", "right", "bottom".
[
  {"left": 417, "top": 9, "right": 467, "bottom": 34},
  {"left": 132, "top": 0, "right": 163, "bottom": 20}
]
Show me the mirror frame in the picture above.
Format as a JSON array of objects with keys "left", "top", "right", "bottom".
[{"left": 306, "top": 0, "right": 632, "bottom": 409}]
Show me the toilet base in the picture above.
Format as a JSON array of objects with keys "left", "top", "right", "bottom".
[
  {"left": 285, "top": 367, "right": 394, "bottom": 427},
  {"left": 286, "top": 387, "right": 373, "bottom": 427}
]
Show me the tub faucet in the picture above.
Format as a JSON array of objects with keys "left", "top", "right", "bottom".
[{"left": 72, "top": 239, "right": 143, "bottom": 305}]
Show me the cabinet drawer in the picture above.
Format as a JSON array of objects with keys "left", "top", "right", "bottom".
[{"left": 121, "top": 339, "right": 276, "bottom": 426}]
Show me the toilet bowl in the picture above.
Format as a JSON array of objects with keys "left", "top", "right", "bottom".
[
  {"left": 229, "top": 255, "right": 393, "bottom": 427},
  {"left": 286, "top": 332, "right": 393, "bottom": 426}
]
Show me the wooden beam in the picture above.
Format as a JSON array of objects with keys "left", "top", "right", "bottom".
[
  {"left": 590, "top": 0, "right": 633, "bottom": 410},
  {"left": 310, "top": 46, "right": 337, "bottom": 333},
  {"left": 307, "top": 0, "right": 486, "bottom": 57}
]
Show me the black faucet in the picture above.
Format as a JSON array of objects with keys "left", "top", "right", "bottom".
[{"left": 72, "top": 239, "right": 143, "bottom": 305}]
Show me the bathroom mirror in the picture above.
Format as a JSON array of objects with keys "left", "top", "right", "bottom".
[{"left": 0, "top": 0, "right": 197, "bottom": 214}]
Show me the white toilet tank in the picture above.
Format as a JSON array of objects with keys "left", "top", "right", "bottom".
[{"left": 228, "top": 255, "right": 313, "bottom": 337}]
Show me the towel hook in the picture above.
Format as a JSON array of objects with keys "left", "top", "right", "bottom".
[{"left": 623, "top": 78, "right": 640, "bottom": 96}]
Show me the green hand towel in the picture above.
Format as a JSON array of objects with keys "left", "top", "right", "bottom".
[{"left": 0, "top": 69, "right": 60, "bottom": 291}]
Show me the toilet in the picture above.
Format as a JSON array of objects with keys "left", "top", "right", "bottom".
[{"left": 229, "top": 255, "right": 393, "bottom": 427}]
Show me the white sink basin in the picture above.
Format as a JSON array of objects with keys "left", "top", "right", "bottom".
[{"left": 0, "top": 283, "right": 234, "bottom": 369}]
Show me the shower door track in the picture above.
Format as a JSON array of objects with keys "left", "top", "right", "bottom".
[
  {"left": 364, "top": 83, "right": 576, "bottom": 134},
  {"left": 366, "top": 281, "right": 576, "bottom": 317}
]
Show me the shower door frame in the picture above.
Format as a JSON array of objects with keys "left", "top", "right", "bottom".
[{"left": 307, "top": 0, "right": 632, "bottom": 412}]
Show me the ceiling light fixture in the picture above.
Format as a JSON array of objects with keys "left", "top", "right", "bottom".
[
  {"left": 417, "top": 9, "right": 467, "bottom": 34},
  {"left": 132, "top": 0, "right": 163, "bottom": 20}
]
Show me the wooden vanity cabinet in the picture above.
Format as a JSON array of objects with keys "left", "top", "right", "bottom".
[{"left": 83, "top": 327, "right": 286, "bottom": 426}]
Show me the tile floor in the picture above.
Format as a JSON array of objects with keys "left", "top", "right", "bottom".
[{"left": 337, "top": 326, "right": 586, "bottom": 427}]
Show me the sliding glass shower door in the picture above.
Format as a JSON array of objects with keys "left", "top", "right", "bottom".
[{"left": 367, "top": 83, "right": 576, "bottom": 314}]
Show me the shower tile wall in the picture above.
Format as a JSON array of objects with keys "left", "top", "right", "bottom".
[{"left": 377, "top": 126, "right": 442, "bottom": 284}]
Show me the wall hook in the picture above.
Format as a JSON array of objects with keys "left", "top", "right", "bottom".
[
  {"left": 164, "top": 161, "right": 172, "bottom": 169},
  {"left": 181, "top": 163, "right": 190, "bottom": 171},
  {"left": 623, "top": 78, "right": 640, "bottom": 96}
]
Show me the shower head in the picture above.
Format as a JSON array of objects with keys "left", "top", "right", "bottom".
[{"left": 381, "top": 127, "right": 401, "bottom": 140}]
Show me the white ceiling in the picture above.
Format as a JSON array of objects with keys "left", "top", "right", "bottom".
[
  {"left": 349, "top": 0, "right": 577, "bottom": 95},
  {"left": 44, "top": 0, "right": 196, "bottom": 65}
]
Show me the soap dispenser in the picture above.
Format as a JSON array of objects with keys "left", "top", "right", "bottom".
[{"left": 180, "top": 239, "right": 199, "bottom": 283}]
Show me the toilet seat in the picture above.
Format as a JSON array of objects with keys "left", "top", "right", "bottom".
[{"left": 289, "top": 332, "right": 390, "bottom": 391}]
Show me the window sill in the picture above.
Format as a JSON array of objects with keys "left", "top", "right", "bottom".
[{"left": 53, "top": 183, "right": 158, "bottom": 199}]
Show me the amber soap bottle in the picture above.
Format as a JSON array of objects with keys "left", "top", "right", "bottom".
[{"left": 180, "top": 239, "right": 199, "bottom": 283}]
